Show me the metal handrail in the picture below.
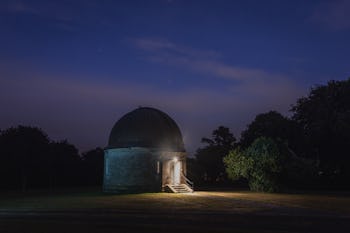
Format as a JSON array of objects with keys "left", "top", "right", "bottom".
[{"left": 181, "top": 173, "right": 194, "bottom": 191}]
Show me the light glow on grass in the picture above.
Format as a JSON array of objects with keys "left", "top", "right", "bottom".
[{"left": 0, "top": 191, "right": 349, "bottom": 215}]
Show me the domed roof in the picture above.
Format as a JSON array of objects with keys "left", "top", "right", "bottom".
[{"left": 108, "top": 107, "right": 185, "bottom": 151}]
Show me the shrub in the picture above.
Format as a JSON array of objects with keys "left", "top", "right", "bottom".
[{"left": 224, "top": 137, "right": 283, "bottom": 192}]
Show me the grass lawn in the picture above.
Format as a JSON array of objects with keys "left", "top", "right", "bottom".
[{"left": 0, "top": 189, "right": 349, "bottom": 233}]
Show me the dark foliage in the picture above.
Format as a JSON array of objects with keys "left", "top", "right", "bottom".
[
  {"left": 0, "top": 126, "right": 50, "bottom": 191},
  {"left": 81, "top": 147, "right": 104, "bottom": 185},
  {"left": 194, "top": 126, "right": 236, "bottom": 184},
  {"left": 291, "top": 78, "right": 350, "bottom": 187},
  {"left": 0, "top": 126, "right": 104, "bottom": 191},
  {"left": 49, "top": 140, "right": 82, "bottom": 188},
  {"left": 186, "top": 157, "right": 205, "bottom": 185},
  {"left": 239, "top": 111, "right": 305, "bottom": 156}
]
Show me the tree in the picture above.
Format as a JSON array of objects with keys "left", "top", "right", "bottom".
[
  {"left": 194, "top": 126, "right": 236, "bottom": 183},
  {"left": 291, "top": 78, "right": 350, "bottom": 183},
  {"left": 81, "top": 147, "right": 104, "bottom": 186},
  {"left": 0, "top": 126, "right": 50, "bottom": 191},
  {"left": 239, "top": 111, "right": 304, "bottom": 155},
  {"left": 186, "top": 157, "right": 205, "bottom": 185},
  {"left": 201, "top": 126, "right": 237, "bottom": 149},
  {"left": 224, "top": 137, "right": 317, "bottom": 192},
  {"left": 0, "top": 125, "right": 107, "bottom": 191},
  {"left": 234, "top": 137, "right": 282, "bottom": 192},
  {"left": 49, "top": 140, "right": 82, "bottom": 188},
  {"left": 223, "top": 147, "right": 252, "bottom": 181}
]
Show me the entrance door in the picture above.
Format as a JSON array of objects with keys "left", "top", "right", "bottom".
[{"left": 172, "top": 161, "right": 181, "bottom": 185}]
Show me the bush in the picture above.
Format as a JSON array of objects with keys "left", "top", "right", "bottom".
[
  {"left": 224, "top": 137, "right": 318, "bottom": 192},
  {"left": 224, "top": 138, "right": 280, "bottom": 192}
]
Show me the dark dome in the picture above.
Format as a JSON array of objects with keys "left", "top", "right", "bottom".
[{"left": 108, "top": 107, "right": 185, "bottom": 151}]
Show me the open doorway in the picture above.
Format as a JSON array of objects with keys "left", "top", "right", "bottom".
[{"left": 172, "top": 160, "right": 181, "bottom": 185}]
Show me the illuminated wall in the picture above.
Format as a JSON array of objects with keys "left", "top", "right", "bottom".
[
  {"left": 103, "top": 147, "right": 162, "bottom": 193},
  {"left": 103, "top": 148, "right": 186, "bottom": 193}
]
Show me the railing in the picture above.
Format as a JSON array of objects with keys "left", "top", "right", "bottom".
[{"left": 181, "top": 173, "right": 194, "bottom": 191}]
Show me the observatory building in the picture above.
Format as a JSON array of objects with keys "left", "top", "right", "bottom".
[{"left": 103, "top": 107, "right": 193, "bottom": 193}]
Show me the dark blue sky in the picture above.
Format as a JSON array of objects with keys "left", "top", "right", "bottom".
[{"left": 1, "top": 0, "right": 349, "bottom": 153}]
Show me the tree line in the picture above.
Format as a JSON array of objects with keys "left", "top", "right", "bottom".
[
  {"left": 189, "top": 78, "right": 350, "bottom": 191},
  {"left": 0, "top": 126, "right": 104, "bottom": 191}
]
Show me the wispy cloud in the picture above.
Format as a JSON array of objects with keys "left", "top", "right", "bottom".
[
  {"left": 131, "top": 37, "right": 289, "bottom": 82},
  {"left": 0, "top": 38, "right": 305, "bottom": 152},
  {"left": 130, "top": 37, "right": 304, "bottom": 127},
  {"left": 5, "top": 1, "right": 71, "bottom": 21},
  {"left": 132, "top": 38, "right": 221, "bottom": 60},
  {"left": 2, "top": 0, "right": 81, "bottom": 31},
  {"left": 310, "top": 0, "right": 350, "bottom": 30},
  {"left": 6, "top": 1, "right": 40, "bottom": 15},
  {"left": 0, "top": 61, "right": 304, "bottom": 153}
]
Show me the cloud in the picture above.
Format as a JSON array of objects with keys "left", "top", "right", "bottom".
[
  {"left": 130, "top": 37, "right": 303, "bottom": 114},
  {"left": 310, "top": 0, "right": 350, "bottom": 30},
  {"left": 6, "top": 1, "right": 40, "bottom": 15},
  {"left": 131, "top": 37, "right": 290, "bottom": 82},
  {"left": 130, "top": 37, "right": 305, "bottom": 139},
  {"left": 0, "top": 54, "right": 305, "bottom": 154},
  {"left": 132, "top": 38, "right": 221, "bottom": 60},
  {"left": 0, "top": 37, "right": 305, "bottom": 153},
  {"left": 1, "top": 1, "right": 112, "bottom": 31},
  {"left": 2, "top": 0, "right": 79, "bottom": 31}
]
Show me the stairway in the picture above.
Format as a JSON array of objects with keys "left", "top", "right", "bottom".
[{"left": 166, "top": 184, "right": 193, "bottom": 193}]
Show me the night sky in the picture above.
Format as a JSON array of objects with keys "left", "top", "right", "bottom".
[{"left": 1, "top": 0, "right": 349, "bottom": 153}]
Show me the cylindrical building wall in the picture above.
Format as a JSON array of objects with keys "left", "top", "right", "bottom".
[{"left": 103, "top": 147, "right": 162, "bottom": 193}]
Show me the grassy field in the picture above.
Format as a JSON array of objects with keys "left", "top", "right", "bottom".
[{"left": 0, "top": 189, "right": 349, "bottom": 233}]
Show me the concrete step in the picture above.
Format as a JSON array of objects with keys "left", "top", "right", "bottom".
[{"left": 167, "top": 184, "right": 193, "bottom": 193}]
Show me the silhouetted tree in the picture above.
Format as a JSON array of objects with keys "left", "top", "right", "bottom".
[
  {"left": 194, "top": 126, "right": 236, "bottom": 183},
  {"left": 81, "top": 147, "right": 104, "bottom": 186},
  {"left": 291, "top": 78, "right": 350, "bottom": 186},
  {"left": 240, "top": 111, "right": 305, "bottom": 156},
  {"left": 0, "top": 125, "right": 107, "bottom": 191},
  {"left": 49, "top": 140, "right": 82, "bottom": 188},
  {"left": 0, "top": 126, "right": 50, "bottom": 191},
  {"left": 186, "top": 157, "right": 205, "bottom": 185}
]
